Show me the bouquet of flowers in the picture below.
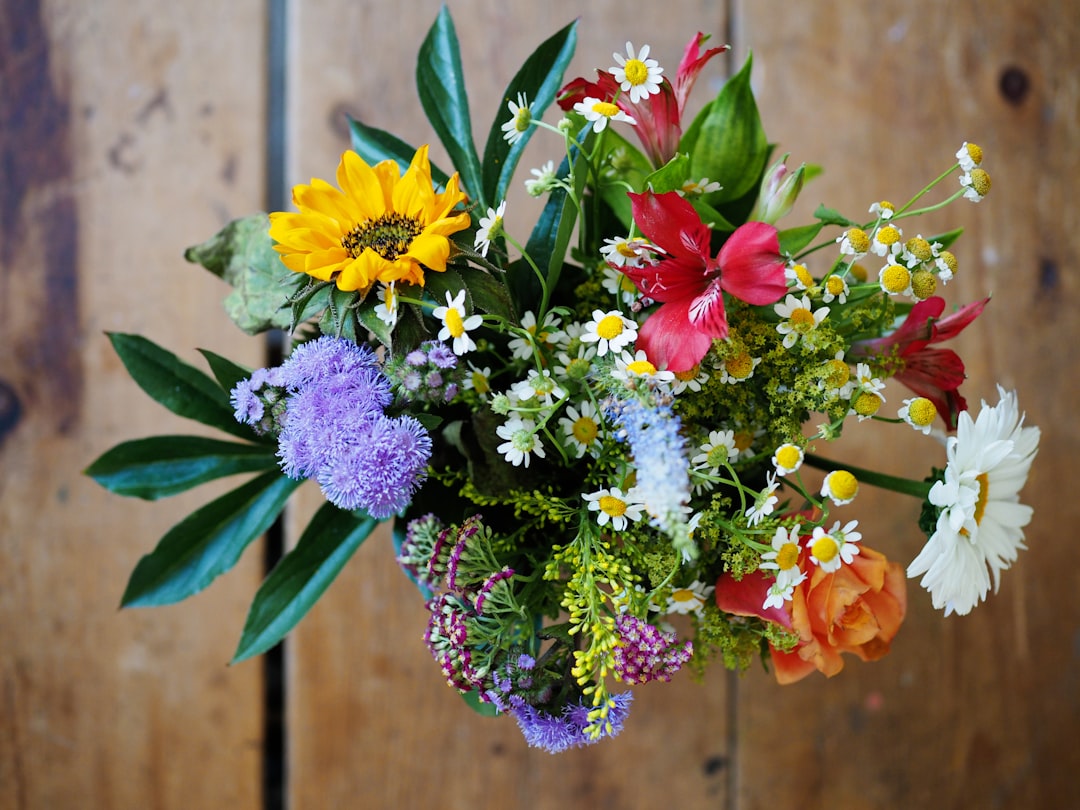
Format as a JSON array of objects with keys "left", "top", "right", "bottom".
[{"left": 88, "top": 9, "right": 1039, "bottom": 753}]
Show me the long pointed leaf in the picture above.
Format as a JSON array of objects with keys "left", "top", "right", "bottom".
[
  {"left": 482, "top": 20, "right": 578, "bottom": 205},
  {"left": 231, "top": 503, "right": 379, "bottom": 662},
  {"left": 197, "top": 348, "right": 257, "bottom": 396},
  {"left": 121, "top": 472, "right": 301, "bottom": 607},
  {"left": 416, "top": 7, "right": 484, "bottom": 207},
  {"left": 108, "top": 333, "right": 253, "bottom": 440},
  {"left": 86, "top": 435, "right": 279, "bottom": 500}
]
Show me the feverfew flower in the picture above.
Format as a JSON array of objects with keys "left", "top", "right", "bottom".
[
  {"left": 692, "top": 429, "right": 739, "bottom": 474},
  {"left": 760, "top": 524, "right": 805, "bottom": 589},
  {"left": 678, "top": 177, "right": 722, "bottom": 198},
  {"left": 670, "top": 364, "right": 709, "bottom": 395},
  {"left": 584, "top": 486, "right": 645, "bottom": 531},
  {"left": 510, "top": 368, "right": 566, "bottom": 407},
  {"left": 717, "top": 351, "right": 761, "bottom": 384},
  {"left": 432, "top": 289, "right": 483, "bottom": 355},
  {"left": 907, "top": 387, "right": 1039, "bottom": 615},
  {"left": 580, "top": 309, "right": 637, "bottom": 356},
  {"left": 879, "top": 261, "right": 913, "bottom": 296},
  {"left": 960, "top": 167, "right": 991, "bottom": 202},
  {"left": 774, "top": 294, "right": 828, "bottom": 349},
  {"left": 821, "top": 274, "right": 849, "bottom": 304},
  {"left": 600, "top": 235, "right": 655, "bottom": 269},
  {"left": 475, "top": 200, "right": 506, "bottom": 257},
  {"left": 820, "top": 469, "right": 859, "bottom": 506},
  {"left": 899, "top": 396, "right": 938, "bottom": 434},
  {"left": 772, "top": 443, "right": 804, "bottom": 476},
  {"left": 871, "top": 224, "right": 903, "bottom": 257},
  {"left": 837, "top": 227, "right": 871, "bottom": 258},
  {"left": 574, "top": 96, "right": 636, "bottom": 133},
  {"left": 744, "top": 472, "right": 781, "bottom": 526},
  {"left": 376, "top": 281, "right": 398, "bottom": 326},
  {"left": 524, "top": 160, "right": 557, "bottom": 196},
  {"left": 786, "top": 263, "right": 815, "bottom": 291},
  {"left": 869, "top": 200, "right": 896, "bottom": 220},
  {"left": 601, "top": 266, "right": 642, "bottom": 306},
  {"left": 496, "top": 416, "right": 545, "bottom": 467},
  {"left": 501, "top": 92, "right": 532, "bottom": 145},
  {"left": 807, "top": 520, "right": 862, "bottom": 573},
  {"left": 508, "top": 310, "right": 563, "bottom": 361},
  {"left": 610, "top": 42, "right": 664, "bottom": 103},
  {"left": 660, "top": 580, "right": 714, "bottom": 615},
  {"left": 559, "top": 401, "right": 603, "bottom": 458},
  {"left": 611, "top": 349, "right": 676, "bottom": 388},
  {"left": 956, "top": 141, "right": 983, "bottom": 172}
]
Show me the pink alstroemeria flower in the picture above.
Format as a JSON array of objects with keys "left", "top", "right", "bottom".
[
  {"left": 621, "top": 191, "right": 787, "bottom": 372},
  {"left": 558, "top": 33, "right": 729, "bottom": 167},
  {"left": 851, "top": 296, "right": 988, "bottom": 430}
]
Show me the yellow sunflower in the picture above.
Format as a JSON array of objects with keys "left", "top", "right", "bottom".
[{"left": 268, "top": 145, "right": 470, "bottom": 292}]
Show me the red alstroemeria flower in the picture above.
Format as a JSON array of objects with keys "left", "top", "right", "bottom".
[
  {"left": 851, "top": 296, "right": 988, "bottom": 430},
  {"left": 621, "top": 190, "right": 787, "bottom": 372},
  {"left": 558, "top": 33, "right": 729, "bottom": 167}
]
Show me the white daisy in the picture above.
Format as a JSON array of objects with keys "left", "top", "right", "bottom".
[
  {"left": 772, "top": 443, "right": 804, "bottom": 476},
  {"left": 774, "top": 294, "right": 828, "bottom": 349},
  {"left": 610, "top": 42, "right": 664, "bottom": 103},
  {"left": 524, "top": 160, "right": 557, "bottom": 196},
  {"left": 432, "top": 289, "right": 483, "bottom": 355},
  {"left": 580, "top": 309, "right": 637, "bottom": 356},
  {"left": 807, "top": 520, "right": 862, "bottom": 573},
  {"left": 868, "top": 200, "right": 895, "bottom": 220},
  {"left": 510, "top": 368, "right": 565, "bottom": 407},
  {"left": 573, "top": 96, "right": 636, "bottom": 133},
  {"left": 670, "top": 363, "right": 709, "bottom": 395},
  {"left": 871, "top": 224, "right": 903, "bottom": 257},
  {"left": 960, "top": 168, "right": 991, "bottom": 203},
  {"left": 692, "top": 429, "right": 739, "bottom": 474},
  {"left": 583, "top": 486, "right": 645, "bottom": 531},
  {"left": 611, "top": 349, "right": 675, "bottom": 388},
  {"left": 375, "top": 281, "right": 398, "bottom": 327},
  {"left": 956, "top": 141, "right": 983, "bottom": 172},
  {"left": 558, "top": 401, "right": 602, "bottom": 458},
  {"left": 836, "top": 227, "right": 871, "bottom": 258},
  {"left": 820, "top": 469, "right": 859, "bottom": 506},
  {"left": 507, "top": 310, "right": 563, "bottom": 360},
  {"left": 500, "top": 92, "right": 532, "bottom": 145},
  {"left": 495, "top": 416, "right": 546, "bottom": 468},
  {"left": 600, "top": 235, "right": 654, "bottom": 269},
  {"left": 899, "top": 397, "right": 938, "bottom": 434},
  {"left": 661, "top": 579, "right": 714, "bottom": 616},
  {"left": 463, "top": 364, "right": 492, "bottom": 397},
  {"left": 474, "top": 200, "right": 506, "bottom": 257},
  {"left": 745, "top": 472, "right": 781, "bottom": 526},
  {"left": 600, "top": 266, "right": 642, "bottom": 306},
  {"left": 907, "top": 387, "right": 1039, "bottom": 615}
]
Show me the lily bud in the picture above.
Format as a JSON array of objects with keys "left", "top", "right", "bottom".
[{"left": 751, "top": 154, "right": 805, "bottom": 224}]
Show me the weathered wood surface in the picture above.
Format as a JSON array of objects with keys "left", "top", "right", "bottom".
[
  {"left": 2, "top": 0, "right": 1077, "bottom": 807},
  {"left": 0, "top": 1, "right": 267, "bottom": 808}
]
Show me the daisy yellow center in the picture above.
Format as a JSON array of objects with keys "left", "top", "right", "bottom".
[
  {"left": 827, "top": 470, "right": 858, "bottom": 501},
  {"left": 592, "top": 100, "right": 620, "bottom": 118},
  {"left": 671, "top": 588, "right": 697, "bottom": 603},
  {"left": 938, "top": 250, "right": 958, "bottom": 273},
  {"left": 972, "top": 472, "right": 990, "bottom": 525},
  {"left": 572, "top": 417, "right": 599, "bottom": 444},
  {"left": 616, "top": 242, "right": 639, "bottom": 258},
  {"left": 775, "top": 445, "right": 801, "bottom": 469},
  {"left": 706, "top": 445, "right": 732, "bottom": 468},
  {"left": 853, "top": 391, "right": 882, "bottom": 417},
  {"left": 790, "top": 307, "right": 816, "bottom": 329},
  {"left": 599, "top": 495, "right": 628, "bottom": 517},
  {"left": 911, "top": 269, "right": 938, "bottom": 300},
  {"left": 624, "top": 59, "right": 650, "bottom": 86},
  {"left": 876, "top": 225, "right": 900, "bottom": 245},
  {"left": 776, "top": 542, "right": 800, "bottom": 571},
  {"left": 907, "top": 397, "right": 937, "bottom": 426},
  {"left": 877, "top": 200, "right": 895, "bottom": 213},
  {"left": 470, "top": 371, "right": 490, "bottom": 395},
  {"left": 511, "top": 431, "right": 535, "bottom": 452},
  {"left": 733, "top": 431, "right": 754, "bottom": 452},
  {"left": 824, "top": 359, "right": 850, "bottom": 388},
  {"left": 596, "top": 314, "right": 626, "bottom": 340},
  {"left": 846, "top": 228, "right": 870, "bottom": 253},
  {"left": 881, "top": 264, "right": 911, "bottom": 293},
  {"left": 825, "top": 276, "right": 846, "bottom": 296},
  {"left": 726, "top": 353, "right": 755, "bottom": 378},
  {"left": 444, "top": 308, "right": 465, "bottom": 338},
  {"left": 965, "top": 142, "right": 983, "bottom": 165},
  {"left": 906, "top": 237, "right": 934, "bottom": 261},
  {"left": 342, "top": 212, "right": 424, "bottom": 261},
  {"left": 969, "top": 168, "right": 991, "bottom": 196},
  {"left": 849, "top": 262, "right": 868, "bottom": 282},
  {"left": 513, "top": 107, "right": 532, "bottom": 132},
  {"left": 674, "top": 365, "right": 701, "bottom": 382},
  {"left": 627, "top": 359, "right": 657, "bottom": 375},
  {"left": 793, "top": 264, "right": 814, "bottom": 287},
  {"left": 811, "top": 535, "right": 840, "bottom": 563},
  {"left": 619, "top": 274, "right": 638, "bottom": 294}
]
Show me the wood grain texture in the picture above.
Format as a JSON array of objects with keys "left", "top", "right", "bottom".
[{"left": 0, "top": 1, "right": 268, "bottom": 807}]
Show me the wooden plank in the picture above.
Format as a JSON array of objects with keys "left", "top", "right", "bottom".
[
  {"left": 0, "top": 2, "right": 268, "bottom": 807},
  {"left": 730, "top": 1, "right": 1080, "bottom": 807},
  {"left": 283, "top": 1, "right": 736, "bottom": 806}
]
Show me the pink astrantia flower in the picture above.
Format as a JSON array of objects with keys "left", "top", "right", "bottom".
[
  {"left": 851, "top": 296, "right": 988, "bottom": 430},
  {"left": 558, "top": 33, "right": 729, "bottom": 167},
  {"left": 621, "top": 191, "right": 787, "bottom": 372}
]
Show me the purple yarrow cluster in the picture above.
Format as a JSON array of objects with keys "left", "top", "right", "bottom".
[
  {"left": 383, "top": 340, "right": 462, "bottom": 404},
  {"left": 231, "top": 336, "right": 432, "bottom": 519},
  {"left": 612, "top": 614, "right": 693, "bottom": 685},
  {"left": 511, "top": 692, "right": 633, "bottom": 753}
]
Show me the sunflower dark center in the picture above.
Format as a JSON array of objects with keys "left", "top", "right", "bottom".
[{"left": 342, "top": 213, "right": 424, "bottom": 261}]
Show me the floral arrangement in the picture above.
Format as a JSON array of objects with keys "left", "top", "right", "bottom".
[{"left": 88, "top": 9, "right": 1039, "bottom": 753}]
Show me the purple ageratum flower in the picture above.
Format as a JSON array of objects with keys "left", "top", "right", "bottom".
[
  {"left": 278, "top": 335, "right": 379, "bottom": 390},
  {"left": 427, "top": 341, "right": 458, "bottom": 370},
  {"left": 513, "top": 692, "right": 634, "bottom": 753},
  {"left": 612, "top": 614, "right": 693, "bottom": 685}
]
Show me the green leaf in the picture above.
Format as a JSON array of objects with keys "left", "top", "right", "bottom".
[
  {"left": 686, "top": 53, "right": 769, "bottom": 205},
  {"left": 231, "top": 503, "right": 379, "bottom": 662},
  {"left": 197, "top": 349, "right": 255, "bottom": 395},
  {"left": 121, "top": 472, "right": 301, "bottom": 607},
  {"left": 416, "top": 7, "right": 484, "bottom": 209},
  {"left": 814, "top": 204, "right": 855, "bottom": 227},
  {"left": 458, "top": 266, "right": 513, "bottom": 320},
  {"left": 595, "top": 129, "right": 653, "bottom": 229},
  {"left": 346, "top": 117, "right": 451, "bottom": 188},
  {"left": 85, "top": 436, "right": 278, "bottom": 500},
  {"left": 481, "top": 20, "right": 578, "bottom": 205},
  {"left": 108, "top": 333, "right": 253, "bottom": 440},
  {"left": 184, "top": 214, "right": 295, "bottom": 335},
  {"left": 779, "top": 223, "right": 824, "bottom": 256},
  {"left": 928, "top": 227, "right": 963, "bottom": 250},
  {"left": 643, "top": 153, "right": 691, "bottom": 194},
  {"left": 461, "top": 689, "right": 500, "bottom": 717}
]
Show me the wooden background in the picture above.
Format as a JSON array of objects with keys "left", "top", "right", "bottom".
[{"left": 2, "top": 0, "right": 1077, "bottom": 807}]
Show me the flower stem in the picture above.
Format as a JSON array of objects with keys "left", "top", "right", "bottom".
[{"left": 804, "top": 453, "right": 932, "bottom": 499}]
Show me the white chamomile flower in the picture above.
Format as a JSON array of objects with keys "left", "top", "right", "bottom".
[
  {"left": 878, "top": 261, "right": 913, "bottom": 296},
  {"left": 960, "top": 167, "right": 991, "bottom": 202},
  {"left": 900, "top": 234, "right": 941, "bottom": 269},
  {"left": 786, "top": 263, "right": 815, "bottom": 291},
  {"left": 611, "top": 349, "right": 675, "bottom": 387},
  {"left": 583, "top": 486, "right": 645, "bottom": 531},
  {"left": 853, "top": 363, "right": 886, "bottom": 397},
  {"left": 821, "top": 274, "right": 849, "bottom": 304},
  {"left": 524, "top": 160, "right": 558, "bottom": 197},
  {"left": 610, "top": 42, "right": 664, "bottom": 103},
  {"left": 559, "top": 401, "right": 602, "bottom": 458},
  {"left": 573, "top": 96, "right": 636, "bottom": 133},
  {"left": 375, "top": 281, "right": 398, "bottom": 326},
  {"left": 807, "top": 520, "right": 862, "bottom": 573},
  {"left": 763, "top": 578, "right": 802, "bottom": 611},
  {"left": 474, "top": 200, "right": 506, "bottom": 258},
  {"left": 600, "top": 265, "right": 642, "bottom": 306},
  {"left": 692, "top": 429, "right": 739, "bottom": 474},
  {"left": 907, "top": 387, "right": 1039, "bottom": 616},
  {"left": 463, "top": 363, "right": 492, "bottom": 397},
  {"left": 553, "top": 342, "right": 596, "bottom": 384},
  {"left": 670, "top": 363, "right": 709, "bottom": 395},
  {"left": 661, "top": 580, "right": 714, "bottom": 616},
  {"left": 899, "top": 396, "right": 938, "bottom": 434},
  {"left": 600, "top": 235, "right": 655, "bottom": 269},
  {"left": 836, "top": 227, "right": 871, "bottom": 258},
  {"left": 820, "top": 469, "right": 859, "bottom": 506},
  {"left": 679, "top": 177, "right": 722, "bottom": 198},
  {"left": 580, "top": 309, "right": 637, "bottom": 356},
  {"left": 956, "top": 141, "right": 983, "bottom": 172},
  {"left": 508, "top": 310, "right": 563, "bottom": 360},
  {"left": 501, "top": 92, "right": 532, "bottom": 145},
  {"left": 732, "top": 426, "right": 764, "bottom": 461},
  {"left": 745, "top": 472, "right": 781, "bottom": 527},
  {"left": 871, "top": 224, "right": 903, "bottom": 257},
  {"left": 760, "top": 524, "right": 806, "bottom": 588},
  {"left": 510, "top": 368, "right": 565, "bottom": 407},
  {"left": 717, "top": 351, "right": 761, "bottom": 384},
  {"left": 772, "top": 443, "right": 804, "bottom": 476},
  {"left": 869, "top": 200, "right": 896, "bottom": 220},
  {"left": 774, "top": 294, "right": 829, "bottom": 349},
  {"left": 432, "top": 289, "right": 483, "bottom": 355},
  {"left": 495, "top": 416, "right": 545, "bottom": 467}
]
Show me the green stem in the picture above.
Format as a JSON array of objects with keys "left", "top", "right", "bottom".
[{"left": 804, "top": 453, "right": 932, "bottom": 500}]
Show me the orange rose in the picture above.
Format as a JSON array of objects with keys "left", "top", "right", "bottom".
[{"left": 715, "top": 544, "right": 907, "bottom": 684}]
